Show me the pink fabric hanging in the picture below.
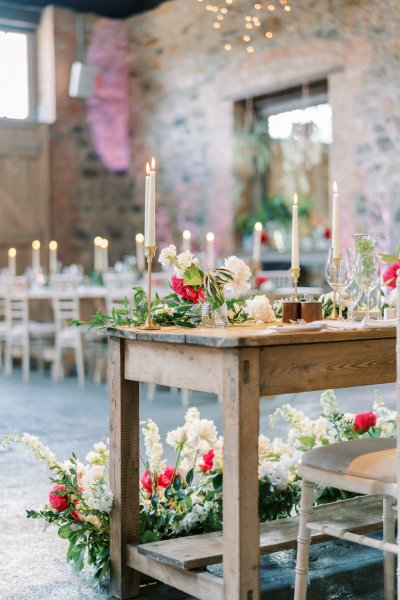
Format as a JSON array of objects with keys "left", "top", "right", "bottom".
[{"left": 86, "top": 19, "right": 130, "bottom": 172}]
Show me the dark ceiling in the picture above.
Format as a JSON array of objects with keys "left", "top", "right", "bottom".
[{"left": 0, "top": 0, "right": 167, "bottom": 19}]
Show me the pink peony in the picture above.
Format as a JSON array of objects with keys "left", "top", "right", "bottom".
[
  {"left": 352, "top": 411, "right": 377, "bottom": 433},
  {"left": 140, "top": 471, "right": 153, "bottom": 495},
  {"left": 49, "top": 484, "right": 70, "bottom": 512},
  {"left": 171, "top": 275, "right": 205, "bottom": 304},
  {"left": 382, "top": 262, "right": 400, "bottom": 290}
]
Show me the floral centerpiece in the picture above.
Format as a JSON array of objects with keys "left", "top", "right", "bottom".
[
  {"left": 380, "top": 245, "right": 400, "bottom": 308},
  {"left": 4, "top": 389, "right": 395, "bottom": 582}
]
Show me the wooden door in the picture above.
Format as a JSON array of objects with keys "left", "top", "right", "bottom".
[{"left": 0, "top": 120, "right": 50, "bottom": 273}]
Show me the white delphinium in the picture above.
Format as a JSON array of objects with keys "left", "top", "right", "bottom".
[
  {"left": 85, "top": 442, "right": 109, "bottom": 466},
  {"left": 373, "top": 391, "right": 396, "bottom": 437},
  {"left": 185, "top": 407, "right": 200, "bottom": 424},
  {"left": 320, "top": 389, "right": 338, "bottom": 417},
  {"left": 141, "top": 419, "right": 165, "bottom": 472},
  {"left": 258, "top": 434, "right": 272, "bottom": 461},
  {"left": 158, "top": 245, "right": 177, "bottom": 269},
  {"left": 271, "top": 437, "right": 295, "bottom": 457},
  {"left": 82, "top": 464, "right": 106, "bottom": 488},
  {"left": 62, "top": 459, "right": 87, "bottom": 479},
  {"left": 21, "top": 433, "right": 58, "bottom": 470},
  {"left": 246, "top": 295, "right": 275, "bottom": 323},
  {"left": 259, "top": 459, "right": 292, "bottom": 490},
  {"left": 223, "top": 256, "right": 252, "bottom": 296},
  {"left": 173, "top": 501, "right": 216, "bottom": 534},
  {"left": 82, "top": 479, "right": 113, "bottom": 514}
]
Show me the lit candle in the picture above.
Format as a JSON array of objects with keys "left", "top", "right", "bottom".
[
  {"left": 49, "top": 241, "right": 58, "bottom": 275},
  {"left": 332, "top": 181, "right": 340, "bottom": 260},
  {"left": 182, "top": 229, "right": 192, "bottom": 252},
  {"left": 100, "top": 238, "right": 109, "bottom": 273},
  {"left": 8, "top": 248, "right": 16, "bottom": 276},
  {"left": 145, "top": 157, "right": 156, "bottom": 247},
  {"left": 252, "top": 222, "right": 262, "bottom": 266},
  {"left": 32, "top": 240, "right": 41, "bottom": 271},
  {"left": 291, "top": 194, "right": 299, "bottom": 270},
  {"left": 94, "top": 236, "right": 102, "bottom": 272},
  {"left": 206, "top": 232, "right": 215, "bottom": 270},
  {"left": 135, "top": 233, "right": 145, "bottom": 273}
]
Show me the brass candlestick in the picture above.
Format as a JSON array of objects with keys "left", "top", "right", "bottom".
[
  {"left": 328, "top": 256, "right": 340, "bottom": 320},
  {"left": 140, "top": 246, "right": 161, "bottom": 331},
  {"left": 292, "top": 267, "right": 300, "bottom": 297}
]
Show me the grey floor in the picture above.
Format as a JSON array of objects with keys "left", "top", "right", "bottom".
[{"left": 0, "top": 367, "right": 395, "bottom": 600}]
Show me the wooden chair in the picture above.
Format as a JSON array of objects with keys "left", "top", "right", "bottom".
[{"left": 294, "top": 273, "right": 400, "bottom": 600}]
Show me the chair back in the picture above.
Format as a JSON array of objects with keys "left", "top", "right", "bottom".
[
  {"left": 52, "top": 293, "right": 80, "bottom": 331},
  {"left": 4, "top": 276, "right": 29, "bottom": 329},
  {"left": 50, "top": 273, "right": 80, "bottom": 292},
  {"left": 104, "top": 272, "right": 135, "bottom": 314}
]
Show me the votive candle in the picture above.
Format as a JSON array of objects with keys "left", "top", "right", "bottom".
[
  {"left": 136, "top": 233, "right": 145, "bottom": 273},
  {"left": 49, "top": 241, "right": 58, "bottom": 275},
  {"left": 100, "top": 238, "right": 109, "bottom": 273},
  {"left": 32, "top": 240, "right": 41, "bottom": 271},
  {"left": 182, "top": 229, "right": 192, "bottom": 252},
  {"left": 8, "top": 247, "right": 16, "bottom": 276},
  {"left": 206, "top": 232, "right": 215, "bottom": 270},
  {"left": 94, "top": 236, "right": 102, "bottom": 272}
]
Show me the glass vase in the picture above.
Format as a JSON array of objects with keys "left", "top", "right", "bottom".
[
  {"left": 201, "top": 301, "right": 229, "bottom": 328},
  {"left": 352, "top": 233, "right": 381, "bottom": 320}
]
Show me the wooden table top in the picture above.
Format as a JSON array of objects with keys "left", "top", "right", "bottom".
[{"left": 107, "top": 322, "right": 396, "bottom": 348}]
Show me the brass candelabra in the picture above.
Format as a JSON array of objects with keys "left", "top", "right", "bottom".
[
  {"left": 291, "top": 267, "right": 300, "bottom": 297},
  {"left": 140, "top": 246, "right": 161, "bottom": 331},
  {"left": 328, "top": 256, "right": 341, "bottom": 320}
]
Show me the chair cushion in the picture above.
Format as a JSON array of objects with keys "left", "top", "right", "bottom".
[{"left": 299, "top": 438, "right": 396, "bottom": 483}]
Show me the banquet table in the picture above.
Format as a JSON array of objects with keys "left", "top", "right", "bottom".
[
  {"left": 27, "top": 284, "right": 107, "bottom": 299},
  {"left": 107, "top": 323, "right": 396, "bottom": 600}
]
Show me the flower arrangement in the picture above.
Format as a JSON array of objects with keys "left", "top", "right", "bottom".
[{"left": 380, "top": 245, "right": 400, "bottom": 308}]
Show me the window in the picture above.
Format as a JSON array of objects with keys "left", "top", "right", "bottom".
[{"left": 0, "top": 30, "right": 30, "bottom": 119}]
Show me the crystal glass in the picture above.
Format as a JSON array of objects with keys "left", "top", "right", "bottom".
[
  {"left": 201, "top": 301, "right": 228, "bottom": 328},
  {"left": 352, "top": 233, "right": 381, "bottom": 321},
  {"left": 325, "top": 248, "right": 351, "bottom": 319},
  {"left": 342, "top": 279, "right": 362, "bottom": 321}
]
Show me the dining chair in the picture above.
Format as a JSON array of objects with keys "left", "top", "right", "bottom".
[{"left": 294, "top": 272, "right": 399, "bottom": 600}]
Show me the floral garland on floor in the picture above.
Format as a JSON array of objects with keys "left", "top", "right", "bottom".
[{"left": 3, "top": 389, "right": 395, "bottom": 581}]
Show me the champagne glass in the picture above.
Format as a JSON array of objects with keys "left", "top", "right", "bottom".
[
  {"left": 342, "top": 279, "right": 362, "bottom": 321},
  {"left": 353, "top": 252, "right": 381, "bottom": 321},
  {"left": 325, "top": 248, "right": 351, "bottom": 319}
]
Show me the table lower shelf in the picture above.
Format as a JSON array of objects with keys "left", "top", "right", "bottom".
[{"left": 132, "top": 495, "right": 383, "bottom": 572}]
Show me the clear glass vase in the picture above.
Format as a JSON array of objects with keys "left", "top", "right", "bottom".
[
  {"left": 352, "top": 233, "right": 381, "bottom": 320},
  {"left": 201, "top": 301, "right": 229, "bottom": 328}
]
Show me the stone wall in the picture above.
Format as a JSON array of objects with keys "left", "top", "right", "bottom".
[{"left": 42, "top": 0, "right": 400, "bottom": 269}]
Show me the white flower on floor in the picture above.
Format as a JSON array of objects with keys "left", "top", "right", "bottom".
[
  {"left": 141, "top": 419, "right": 165, "bottom": 472},
  {"left": 82, "top": 479, "right": 113, "bottom": 514},
  {"left": 246, "top": 295, "right": 275, "bottom": 323},
  {"left": 158, "top": 244, "right": 177, "bottom": 269},
  {"left": 320, "top": 389, "right": 339, "bottom": 417},
  {"left": 223, "top": 256, "right": 252, "bottom": 296},
  {"left": 21, "top": 433, "right": 58, "bottom": 470},
  {"left": 62, "top": 459, "right": 87, "bottom": 479},
  {"left": 82, "top": 464, "right": 106, "bottom": 488},
  {"left": 259, "top": 459, "right": 292, "bottom": 490}
]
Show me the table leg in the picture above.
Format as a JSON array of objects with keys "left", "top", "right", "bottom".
[
  {"left": 222, "top": 348, "right": 260, "bottom": 600},
  {"left": 109, "top": 337, "right": 140, "bottom": 599}
]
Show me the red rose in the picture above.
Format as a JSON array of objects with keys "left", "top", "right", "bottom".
[
  {"left": 323, "top": 227, "right": 331, "bottom": 240},
  {"left": 171, "top": 275, "right": 205, "bottom": 304},
  {"left": 199, "top": 449, "right": 215, "bottom": 474},
  {"left": 70, "top": 510, "right": 81, "bottom": 521},
  {"left": 383, "top": 261, "right": 400, "bottom": 290},
  {"left": 352, "top": 411, "right": 377, "bottom": 433},
  {"left": 140, "top": 471, "right": 153, "bottom": 494},
  {"left": 157, "top": 465, "right": 183, "bottom": 488},
  {"left": 49, "top": 484, "right": 70, "bottom": 512},
  {"left": 254, "top": 275, "right": 268, "bottom": 287},
  {"left": 261, "top": 231, "right": 269, "bottom": 245}
]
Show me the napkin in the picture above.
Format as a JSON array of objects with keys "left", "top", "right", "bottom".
[{"left": 362, "top": 318, "right": 397, "bottom": 328}]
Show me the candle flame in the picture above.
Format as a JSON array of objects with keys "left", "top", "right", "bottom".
[
  {"left": 293, "top": 193, "right": 298, "bottom": 205},
  {"left": 135, "top": 233, "right": 144, "bottom": 243},
  {"left": 183, "top": 229, "right": 191, "bottom": 240},
  {"left": 32, "top": 240, "right": 40, "bottom": 250},
  {"left": 206, "top": 232, "right": 214, "bottom": 242},
  {"left": 100, "top": 238, "right": 109, "bottom": 249},
  {"left": 146, "top": 162, "right": 150, "bottom": 175},
  {"left": 333, "top": 181, "right": 338, "bottom": 193},
  {"left": 8, "top": 247, "right": 16, "bottom": 258},
  {"left": 94, "top": 236, "right": 102, "bottom": 246},
  {"left": 151, "top": 157, "right": 156, "bottom": 170},
  {"left": 254, "top": 221, "right": 262, "bottom": 232},
  {"left": 49, "top": 241, "right": 57, "bottom": 251}
]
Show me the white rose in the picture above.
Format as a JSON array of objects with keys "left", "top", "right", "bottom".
[
  {"left": 246, "top": 295, "right": 275, "bottom": 323},
  {"left": 94, "top": 442, "right": 107, "bottom": 453},
  {"left": 85, "top": 451, "right": 99, "bottom": 464},
  {"left": 158, "top": 245, "right": 177, "bottom": 268},
  {"left": 166, "top": 426, "right": 188, "bottom": 448},
  {"left": 223, "top": 256, "right": 252, "bottom": 296}
]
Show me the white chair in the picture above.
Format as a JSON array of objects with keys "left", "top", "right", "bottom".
[
  {"left": 51, "top": 281, "right": 85, "bottom": 388},
  {"left": 4, "top": 276, "right": 55, "bottom": 382},
  {"left": 294, "top": 272, "right": 400, "bottom": 600}
]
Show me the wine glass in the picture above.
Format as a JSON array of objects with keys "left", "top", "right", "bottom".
[
  {"left": 342, "top": 279, "right": 362, "bottom": 322},
  {"left": 325, "top": 248, "right": 351, "bottom": 319},
  {"left": 353, "top": 251, "right": 381, "bottom": 321}
]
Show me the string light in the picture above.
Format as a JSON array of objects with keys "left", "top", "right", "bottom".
[{"left": 198, "top": 0, "right": 293, "bottom": 52}]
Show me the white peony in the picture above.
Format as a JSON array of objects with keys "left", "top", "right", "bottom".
[
  {"left": 166, "top": 426, "right": 188, "bottom": 449},
  {"left": 175, "top": 251, "right": 198, "bottom": 276},
  {"left": 246, "top": 295, "right": 275, "bottom": 323},
  {"left": 158, "top": 245, "right": 177, "bottom": 269},
  {"left": 187, "top": 418, "right": 218, "bottom": 454},
  {"left": 223, "top": 256, "right": 252, "bottom": 296},
  {"left": 185, "top": 407, "right": 200, "bottom": 424},
  {"left": 94, "top": 442, "right": 107, "bottom": 453}
]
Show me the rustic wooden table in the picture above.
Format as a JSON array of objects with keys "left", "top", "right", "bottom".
[{"left": 107, "top": 324, "right": 396, "bottom": 600}]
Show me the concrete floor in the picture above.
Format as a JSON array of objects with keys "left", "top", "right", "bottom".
[{"left": 0, "top": 368, "right": 395, "bottom": 600}]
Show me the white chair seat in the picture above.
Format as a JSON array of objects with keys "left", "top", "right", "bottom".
[
  {"left": 28, "top": 322, "right": 55, "bottom": 337},
  {"left": 299, "top": 438, "right": 396, "bottom": 484}
]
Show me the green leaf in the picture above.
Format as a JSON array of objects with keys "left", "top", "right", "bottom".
[
  {"left": 142, "top": 529, "right": 159, "bottom": 543},
  {"left": 186, "top": 468, "right": 194, "bottom": 486},
  {"left": 151, "top": 495, "right": 159, "bottom": 509},
  {"left": 379, "top": 253, "right": 399, "bottom": 263},
  {"left": 173, "top": 475, "right": 181, "bottom": 491},
  {"left": 58, "top": 524, "right": 73, "bottom": 539},
  {"left": 183, "top": 264, "right": 203, "bottom": 287},
  {"left": 212, "top": 473, "right": 223, "bottom": 493}
]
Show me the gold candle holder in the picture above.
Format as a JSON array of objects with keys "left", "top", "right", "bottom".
[
  {"left": 292, "top": 267, "right": 300, "bottom": 296},
  {"left": 328, "top": 256, "right": 340, "bottom": 320},
  {"left": 140, "top": 246, "right": 161, "bottom": 331}
]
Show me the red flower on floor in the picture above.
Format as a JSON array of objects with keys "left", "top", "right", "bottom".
[
  {"left": 254, "top": 275, "right": 268, "bottom": 287},
  {"left": 382, "top": 261, "right": 400, "bottom": 290},
  {"left": 49, "top": 484, "right": 70, "bottom": 512},
  {"left": 171, "top": 275, "right": 205, "bottom": 304},
  {"left": 140, "top": 471, "right": 154, "bottom": 494},
  {"left": 352, "top": 411, "right": 377, "bottom": 433},
  {"left": 198, "top": 449, "right": 215, "bottom": 474},
  {"left": 157, "top": 465, "right": 183, "bottom": 488}
]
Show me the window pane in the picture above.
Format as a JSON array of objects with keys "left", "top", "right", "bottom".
[{"left": 0, "top": 31, "right": 29, "bottom": 119}]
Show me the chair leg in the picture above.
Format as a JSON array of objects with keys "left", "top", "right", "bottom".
[
  {"left": 383, "top": 496, "right": 396, "bottom": 600},
  {"left": 294, "top": 480, "right": 315, "bottom": 600},
  {"left": 181, "top": 389, "right": 190, "bottom": 407},
  {"left": 52, "top": 341, "right": 62, "bottom": 382},
  {"left": 4, "top": 340, "right": 12, "bottom": 377},
  {"left": 75, "top": 341, "right": 85, "bottom": 388},
  {"left": 22, "top": 340, "right": 29, "bottom": 383}
]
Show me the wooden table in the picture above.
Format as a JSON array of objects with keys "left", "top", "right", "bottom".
[{"left": 107, "top": 324, "right": 396, "bottom": 600}]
